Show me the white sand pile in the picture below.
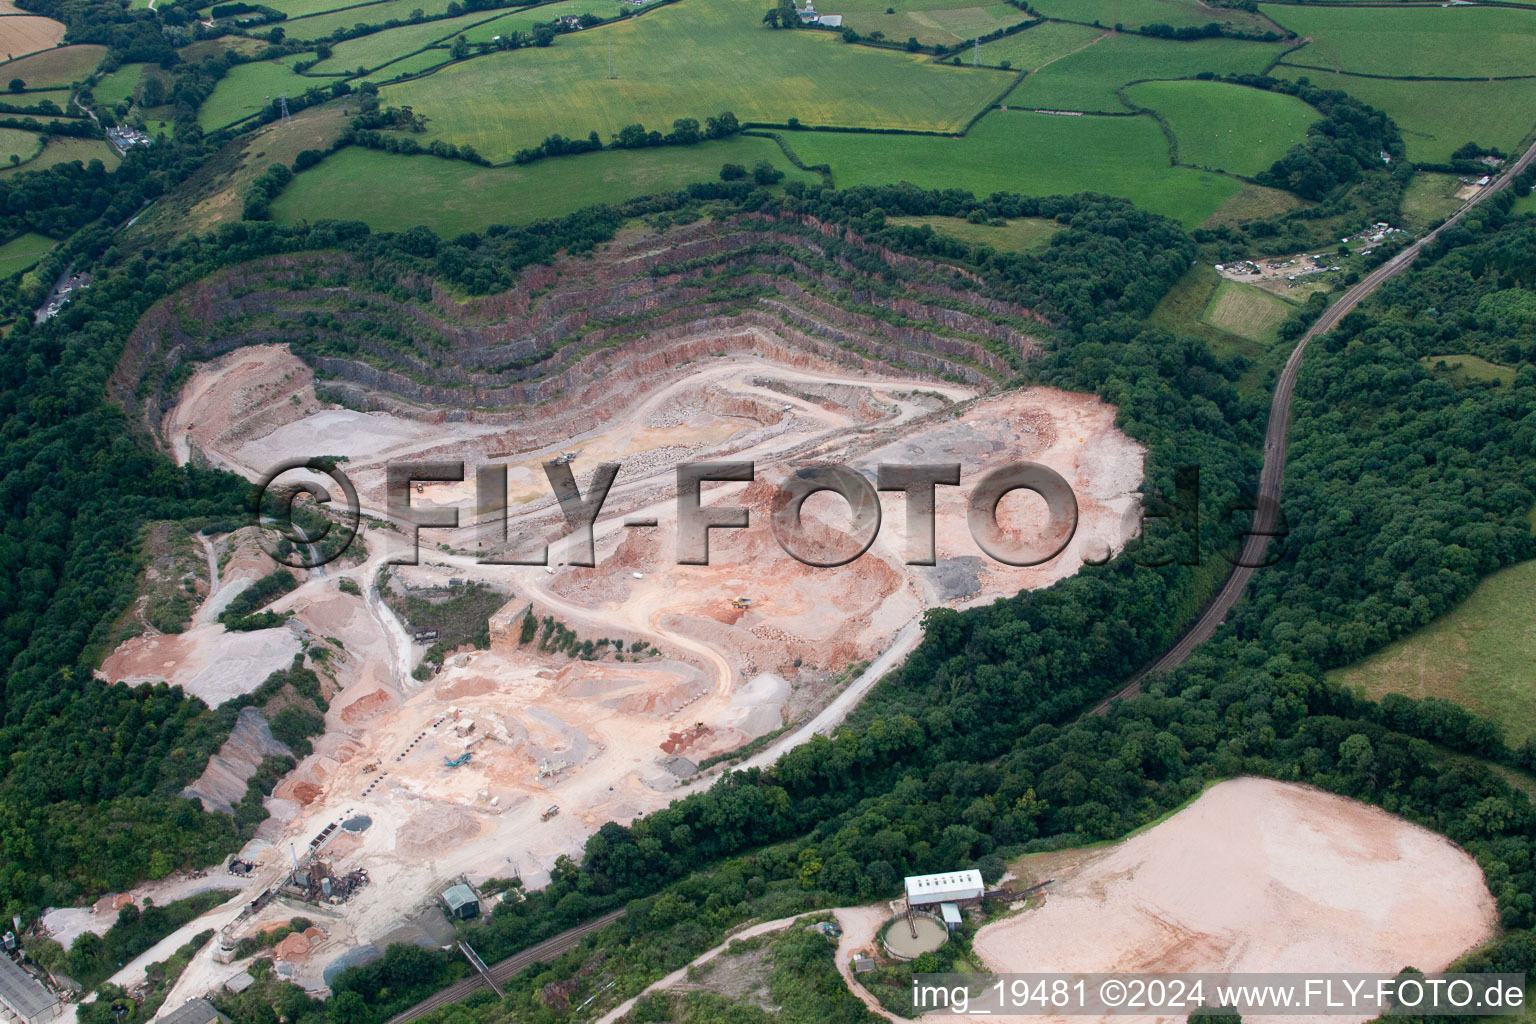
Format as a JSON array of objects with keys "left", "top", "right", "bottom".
[{"left": 972, "top": 778, "right": 1496, "bottom": 1023}]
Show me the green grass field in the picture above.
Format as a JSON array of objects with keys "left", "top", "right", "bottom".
[
  {"left": 888, "top": 213, "right": 1062, "bottom": 251},
  {"left": 1201, "top": 278, "right": 1291, "bottom": 342},
  {"left": 457, "top": 0, "right": 623, "bottom": 42},
  {"left": 0, "top": 135, "right": 118, "bottom": 176},
  {"left": 1124, "top": 79, "right": 1316, "bottom": 177},
  {"left": 1516, "top": 192, "right": 1536, "bottom": 218},
  {"left": 1008, "top": 32, "right": 1286, "bottom": 112},
  {"left": 0, "top": 231, "right": 53, "bottom": 277},
  {"left": 0, "top": 44, "right": 106, "bottom": 88},
  {"left": 1200, "top": 181, "right": 1307, "bottom": 227},
  {"left": 788, "top": 109, "right": 1241, "bottom": 226},
  {"left": 308, "top": 9, "right": 503, "bottom": 72},
  {"left": 828, "top": 0, "right": 1034, "bottom": 47},
  {"left": 1329, "top": 557, "right": 1536, "bottom": 744},
  {"left": 1399, "top": 172, "right": 1463, "bottom": 230},
  {"left": 260, "top": 0, "right": 382, "bottom": 18},
  {"left": 1028, "top": 0, "right": 1277, "bottom": 33},
  {"left": 270, "top": 135, "right": 818, "bottom": 234},
  {"left": 0, "top": 126, "right": 42, "bottom": 165},
  {"left": 283, "top": 0, "right": 463, "bottom": 39},
  {"left": 974, "top": 18, "right": 1101, "bottom": 70},
  {"left": 90, "top": 61, "right": 155, "bottom": 106},
  {"left": 1274, "top": 67, "right": 1536, "bottom": 165},
  {"left": 382, "top": 0, "right": 1009, "bottom": 163},
  {"left": 1265, "top": 4, "right": 1536, "bottom": 78},
  {"left": 197, "top": 55, "right": 331, "bottom": 129},
  {"left": 1421, "top": 353, "right": 1517, "bottom": 385}
]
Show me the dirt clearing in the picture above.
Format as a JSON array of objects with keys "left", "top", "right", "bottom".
[{"left": 971, "top": 777, "right": 1497, "bottom": 1024}]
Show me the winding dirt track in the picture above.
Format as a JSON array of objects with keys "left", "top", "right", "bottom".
[{"left": 1091, "top": 134, "right": 1536, "bottom": 714}]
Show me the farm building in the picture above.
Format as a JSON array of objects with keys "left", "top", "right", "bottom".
[
  {"left": 0, "top": 956, "right": 60, "bottom": 1024},
  {"left": 904, "top": 869, "right": 984, "bottom": 908},
  {"left": 157, "top": 999, "right": 229, "bottom": 1024},
  {"left": 441, "top": 883, "right": 480, "bottom": 919}
]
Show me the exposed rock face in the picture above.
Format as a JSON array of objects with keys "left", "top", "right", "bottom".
[
  {"left": 113, "top": 215, "right": 1048, "bottom": 443},
  {"left": 181, "top": 707, "right": 292, "bottom": 814}
]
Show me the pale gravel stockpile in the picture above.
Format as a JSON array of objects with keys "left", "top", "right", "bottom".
[{"left": 971, "top": 777, "right": 1497, "bottom": 1024}]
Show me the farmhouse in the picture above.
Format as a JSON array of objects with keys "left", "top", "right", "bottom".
[{"left": 0, "top": 956, "right": 60, "bottom": 1024}]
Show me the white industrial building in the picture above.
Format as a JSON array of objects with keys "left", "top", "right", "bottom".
[
  {"left": 0, "top": 957, "right": 60, "bottom": 1024},
  {"left": 904, "top": 869, "right": 984, "bottom": 907}
]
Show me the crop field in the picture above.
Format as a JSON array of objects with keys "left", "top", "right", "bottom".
[
  {"left": 459, "top": 0, "right": 624, "bottom": 43},
  {"left": 308, "top": 9, "right": 503, "bottom": 72},
  {"left": 975, "top": 19, "right": 1101, "bottom": 70},
  {"left": 1266, "top": 4, "right": 1536, "bottom": 78},
  {"left": 1008, "top": 32, "right": 1285, "bottom": 112},
  {"left": 270, "top": 135, "right": 818, "bottom": 234},
  {"left": 0, "top": 126, "right": 42, "bottom": 165},
  {"left": 1273, "top": 68, "right": 1536, "bottom": 165},
  {"left": 1329, "top": 558, "right": 1536, "bottom": 744},
  {"left": 1202, "top": 279, "right": 1291, "bottom": 342},
  {"left": 0, "top": 44, "right": 105, "bottom": 88},
  {"left": 888, "top": 214, "right": 1063, "bottom": 252},
  {"left": 0, "top": 135, "right": 117, "bottom": 176},
  {"left": 1125, "top": 79, "right": 1315, "bottom": 177},
  {"left": 0, "top": 231, "right": 52, "bottom": 276},
  {"left": 827, "top": 0, "right": 1033, "bottom": 47},
  {"left": 197, "top": 56, "right": 332, "bottom": 129},
  {"left": 382, "top": 0, "right": 1009, "bottom": 163},
  {"left": 1200, "top": 181, "right": 1306, "bottom": 227},
  {"left": 787, "top": 110, "right": 1241, "bottom": 225},
  {"left": 0, "top": 15, "right": 65, "bottom": 58},
  {"left": 284, "top": 0, "right": 463, "bottom": 40},
  {"left": 1027, "top": 0, "right": 1278, "bottom": 34}
]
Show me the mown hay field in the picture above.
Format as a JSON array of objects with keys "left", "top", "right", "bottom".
[
  {"left": 1008, "top": 32, "right": 1285, "bottom": 112},
  {"left": 0, "top": 15, "right": 65, "bottom": 59},
  {"left": 270, "top": 135, "right": 818, "bottom": 234},
  {"left": 785, "top": 109, "right": 1241, "bottom": 226},
  {"left": 0, "top": 135, "right": 117, "bottom": 176},
  {"left": 1265, "top": 3, "right": 1536, "bottom": 78},
  {"left": 975, "top": 19, "right": 1101, "bottom": 70},
  {"left": 829, "top": 0, "right": 1033, "bottom": 46},
  {"left": 1201, "top": 279, "right": 1291, "bottom": 342},
  {"left": 0, "top": 44, "right": 106, "bottom": 88},
  {"left": 1028, "top": 0, "right": 1279, "bottom": 33},
  {"left": 1125, "top": 79, "right": 1316, "bottom": 177},
  {"left": 382, "top": 0, "right": 1009, "bottom": 162},
  {"left": 1274, "top": 67, "right": 1536, "bottom": 165}
]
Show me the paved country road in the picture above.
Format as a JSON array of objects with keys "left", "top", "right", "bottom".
[{"left": 1090, "top": 135, "right": 1536, "bottom": 715}]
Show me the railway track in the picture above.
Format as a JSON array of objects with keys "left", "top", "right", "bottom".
[
  {"left": 384, "top": 909, "right": 626, "bottom": 1024},
  {"left": 1090, "top": 133, "right": 1536, "bottom": 715}
]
